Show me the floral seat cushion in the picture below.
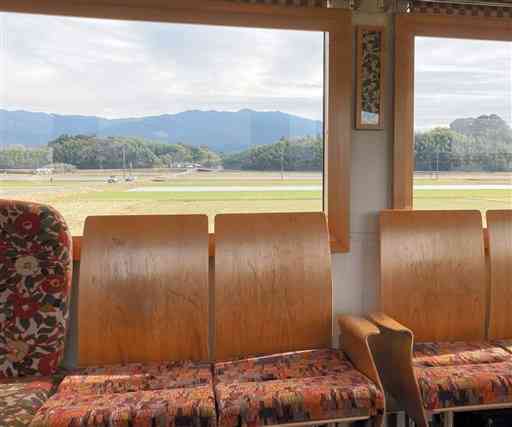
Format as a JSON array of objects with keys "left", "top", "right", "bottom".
[
  {"left": 416, "top": 361, "right": 512, "bottom": 410},
  {"left": 215, "top": 349, "right": 358, "bottom": 384},
  {"left": 30, "top": 361, "right": 217, "bottom": 427},
  {"left": 0, "top": 200, "right": 73, "bottom": 378},
  {"left": 214, "top": 349, "right": 384, "bottom": 427},
  {"left": 0, "top": 376, "right": 61, "bottom": 427},
  {"left": 57, "top": 360, "right": 213, "bottom": 394},
  {"left": 493, "top": 340, "right": 512, "bottom": 355},
  {"left": 30, "top": 386, "right": 216, "bottom": 427},
  {"left": 413, "top": 341, "right": 512, "bottom": 368}
]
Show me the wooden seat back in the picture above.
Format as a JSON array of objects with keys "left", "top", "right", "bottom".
[
  {"left": 487, "top": 210, "right": 512, "bottom": 340},
  {"left": 78, "top": 215, "right": 209, "bottom": 366},
  {"left": 214, "top": 212, "right": 332, "bottom": 361},
  {"left": 379, "top": 210, "right": 487, "bottom": 343}
]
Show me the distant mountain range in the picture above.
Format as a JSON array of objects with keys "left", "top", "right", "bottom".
[{"left": 0, "top": 109, "right": 323, "bottom": 153}]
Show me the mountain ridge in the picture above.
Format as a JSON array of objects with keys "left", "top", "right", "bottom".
[{"left": 0, "top": 108, "right": 323, "bottom": 153}]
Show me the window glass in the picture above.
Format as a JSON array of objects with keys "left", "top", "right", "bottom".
[
  {"left": 0, "top": 12, "right": 324, "bottom": 234},
  {"left": 414, "top": 36, "right": 512, "bottom": 218}
]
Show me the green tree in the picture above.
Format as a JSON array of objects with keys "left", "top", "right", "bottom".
[
  {"left": 0, "top": 146, "right": 52, "bottom": 169},
  {"left": 48, "top": 135, "right": 222, "bottom": 170},
  {"left": 223, "top": 136, "right": 323, "bottom": 171}
]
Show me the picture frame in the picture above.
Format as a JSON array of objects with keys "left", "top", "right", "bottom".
[{"left": 356, "top": 26, "right": 385, "bottom": 130}]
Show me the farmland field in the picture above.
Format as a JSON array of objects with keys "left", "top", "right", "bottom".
[
  {"left": 1, "top": 170, "right": 510, "bottom": 235},
  {"left": 0, "top": 170, "right": 323, "bottom": 234},
  {"left": 413, "top": 171, "right": 512, "bottom": 224}
]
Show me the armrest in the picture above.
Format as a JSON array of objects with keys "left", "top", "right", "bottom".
[
  {"left": 369, "top": 312, "right": 412, "bottom": 334},
  {"left": 367, "top": 313, "right": 428, "bottom": 427},
  {"left": 337, "top": 315, "right": 382, "bottom": 390}
]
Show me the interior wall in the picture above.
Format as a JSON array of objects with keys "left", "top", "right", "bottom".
[
  {"left": 332, "top": 2, "right": 394, "bottom": 345},
  {"left": 63, "top": 3, "right": 395, "bottom": 365}
]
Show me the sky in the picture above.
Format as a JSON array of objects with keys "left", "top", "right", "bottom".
[
  {"left": 415, "top": 36, "right": 512, "bottom": 130},
  {"left": 0, "top": 12, "right": 324, "bottom": 121},
  {"left": 1, "top": 13, "right": 512, "bottom": 128}
]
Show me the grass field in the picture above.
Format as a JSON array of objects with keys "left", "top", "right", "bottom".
[
  {"left": 1, "top": 170, "right": 510, "bottom": 234},
  {"left": 413, "top": 172, "right": 512, "bottom": 221},
  {"left": 0, "top": 171, "right": 323, "bottom": 234}
]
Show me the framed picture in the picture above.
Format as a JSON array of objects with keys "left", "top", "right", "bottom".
[{"left": 356, "top": 26, "right": 385, "bottom": 130}]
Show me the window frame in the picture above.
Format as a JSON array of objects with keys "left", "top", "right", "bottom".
[
  {"left": 1, "top": 0, "right": 352, "bottom": 254},
  {"left": 394, "top": 13, "right": 512, "bottom": 209}
]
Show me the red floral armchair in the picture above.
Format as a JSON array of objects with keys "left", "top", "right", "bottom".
[{"left": 0, "top": 200, "right": 73, "bottom": 426}]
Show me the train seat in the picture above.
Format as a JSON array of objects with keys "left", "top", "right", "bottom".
[
  {"left": 30, "top": 215, "right": 211, "bottom": 427},
  {"left": 29, "top": 361, "right": 216, "bottom": 427},
  {"left": 370, "top": 210, "right": 512, "bottom": 426},
  {"left": 213, "top": 213, "right": 385, "bottom": 427},
  {"left": 412, "top": 340, "right": 512, "bottom": 410},
  {"left": 414, "top": 356, "right": 512, "bottom": 411},
  {"left": 0, "top": 200, "right": 73, "bottom": 427},
  {"left": 214, "top": 349, "right": 384, "bottom": 427},
  {"left": 487, "top": 211, "right": 512, "bottom": 346},
  {"left": 412, "top": 341, "right": 512, "bottom": 368}
]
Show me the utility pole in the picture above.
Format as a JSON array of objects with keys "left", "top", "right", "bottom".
[
  {"left": 435, "top": 149, "right": 440, "bottom": 180},
  {"left": 280, "top": 137, "right": 285, "bottom": 180},
  {"left": 122, "top": 145, "right": 126, "bottom": 179}
]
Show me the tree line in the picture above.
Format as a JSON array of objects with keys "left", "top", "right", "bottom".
[
  {"left": 0, "top": 146, "right": 52, "bottom": 169},
  {"left": 222, "top": 136, "right": 323, "bottom": 171},
  {"left": 0, "top": 134, "right": 323, "bottom": 171},
  {"left": 0, "top": 135, "right": 223, "bottom": 170},
  {"left": 48, "top": 135, "right": 223, "bottom": 169},
  {"left": 415, "top": 114, "right": 512, "bottom": 172},
  {"left": 2, "top": 113, "right": 511, "bottom": 172}
]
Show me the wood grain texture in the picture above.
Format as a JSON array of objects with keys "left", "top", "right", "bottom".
[
  {"left": 0, "top": 0, "right": 348, "bottom": 31},
  {"left": 78, "top": 215, "right": 209, "bottom": 366},
  {"left": 337, "top": 315, "right": 383, "bottom": 392},
  {"left": 72, "top": 233, "right": 350, "bottom": 260},
  {"left": 393, "top": 16, "right": 415, "bottom": 209},
  {"left": 338, "top": 315, "right": 384, "bottom": 427},
  {"left": 487, "top": 210, "right": 512, "bottom": 340},
  {"left": 379, "top": 210, "right": 487, "bottom": 342},
  {"left": 214, "top": 213, "right": 332, "bottom": 361},
  {"left": 325, "top": 21, "right": 353, "bottom": 253},
  {"left": 398, "top": 14, "right": 512, "bottom": 41},
  {"left": 369, "top": 313, "right": 428, "bottom": 427},
  {"left": 72, "top": 236, "right": 81, "bottom": 262},
  {"left": 394, "top": 14, "right": 512, "bottom": 209}
]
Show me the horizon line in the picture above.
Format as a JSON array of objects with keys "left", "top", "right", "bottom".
[{"left": 0, "top": 107, "right": 324, "bottom": 122}]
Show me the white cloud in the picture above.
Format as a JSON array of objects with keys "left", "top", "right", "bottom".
[
  {"left": 5, "top": 15, "right": 510, "bottom": 129},
  {"left": 0, "top": 12, "right": 324, "bottom": 120},
  {"left": 415, "top": 36, "right": 512, "bottom": 129}
]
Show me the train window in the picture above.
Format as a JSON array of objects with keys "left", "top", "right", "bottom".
[
  {"left": 413, "top": 36, "right": 512, "bottom": 217},
  {"left": 394, "top": 15, "right": 512, "bottom": 220},
  {"left": 0, "top": 12, "right": 326, "bottom": 235}
]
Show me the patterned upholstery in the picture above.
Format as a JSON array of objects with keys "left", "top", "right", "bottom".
[
  {"left": 413, "top": 341, "right": 511, "bottom": 368},
  {"left": 214, "top": 349, "right": 384, "bottom": 427},
  {"left": 30, "top": 362, "right": 217, "bottom": 427},
  {"left": 413, "top": 341, "right": 512, "bottom": 410},
  {"left": 0, "top": 376, "right": 61, "bottom": 427},
  {"left": 56, "top": 361, "right": 212, "bottom": 394},
  {"left": 416, "top": 361, "right": 512, "bottom": 410},
  {"left": 494, "top": 340, "right": 512, "bottom": 355},
  {"left": 0, "top": 200, "right": 73, "bottom": 378}
]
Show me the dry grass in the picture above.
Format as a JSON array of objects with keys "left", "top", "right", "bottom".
[{"left": 1, "top": 170, "right": 510, "bottom": 234}]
